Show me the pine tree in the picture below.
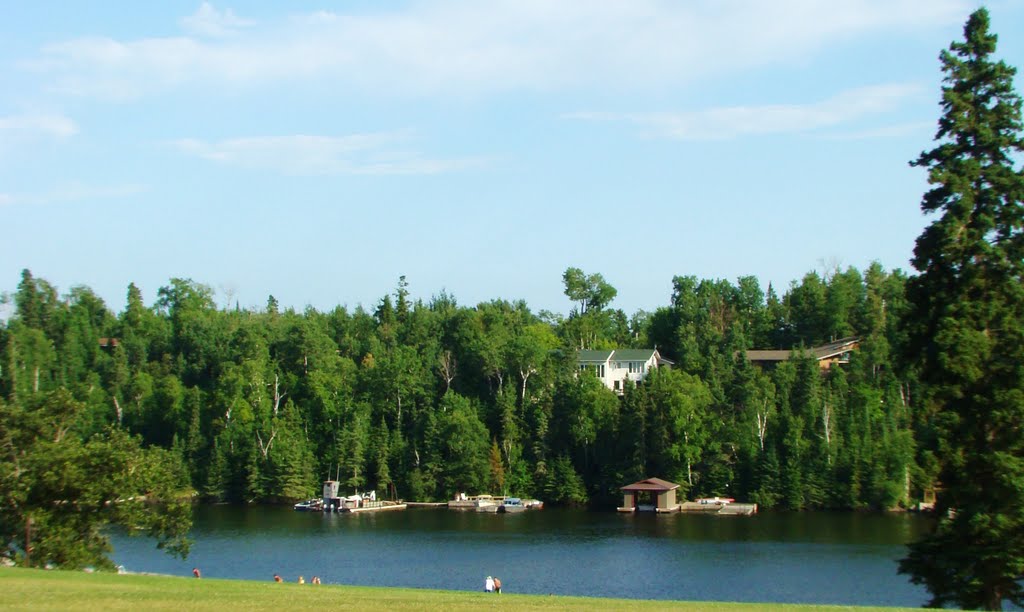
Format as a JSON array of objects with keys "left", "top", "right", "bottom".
[{"left": 898, "top": 8, "right": 1024, "bottom": 610}]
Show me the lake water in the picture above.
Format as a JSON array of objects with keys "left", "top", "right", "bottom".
[{"left": 110, "top": 505, "right": 933, "bottom": 607}]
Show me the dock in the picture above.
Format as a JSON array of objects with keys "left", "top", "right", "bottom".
[
  {"left": 448, "top": 494, "right": 544, "bottom": 511},
  {"left": 448, "top": 494, "right": 502, "bottom": 510},
  {"left": 340, "top": 500, "right": 407, "bottom": 513},
  {"left": 680, "top": 501, "right": 758, "bottom": 515},
  {"left": 312, "top": 480, "right": 407, "bottom": 513}
]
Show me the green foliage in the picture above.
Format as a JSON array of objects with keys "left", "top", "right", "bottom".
[
  {"left": 0, "top": 258, "right": 922, "bottom": 518},
  {"left": 898, "top": 8, "right": 1024, "bottom": 610},
  {"left": 0, "top": 390, "right": 192, "bottom": 569}
]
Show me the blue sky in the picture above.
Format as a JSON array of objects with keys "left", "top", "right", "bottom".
[{"left": 3, "top": 1, "right": 1023, "bottom": 319}]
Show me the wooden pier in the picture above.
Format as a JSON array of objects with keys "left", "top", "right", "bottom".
[
  {"left": 340, "top": 500, "right": 407, "bottom": 513},
  {"left": 680, "top": 501, "right": 758, "bottom": 515},
  {"left": 315, "top": 480, "right": 407, "bottom": 513}
]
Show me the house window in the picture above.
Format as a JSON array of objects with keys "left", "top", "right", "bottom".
[
  {"left": 629, "top": 362, "right": 641, "bottom": 373},
  {"left": 614, "top": 380, "right": 621, "bottom": 391},
  {"left": 596, "top": 364, "right": 605, "bottom": 378}
]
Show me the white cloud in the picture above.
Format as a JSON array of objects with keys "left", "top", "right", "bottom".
[
  {"left": 0, "top": 193, "right": 13, "bottom": 207},
  {"left": 823, "top": 120, "right": 936, "bottom": 141},
  {"left": 0, "top": 113, "right": 78, "bottom": 137},
  {"left": 170, "top": 133, "right": 483, "bottom": 175},
  {"left": 181, "top": 3, "right": 254, "bottom": 38},
  {"left": 23, "top": 0, "right": 971, "bottom": 100},
  {"left": 567, "top": 83, "right": 925, "bottom": 140}
]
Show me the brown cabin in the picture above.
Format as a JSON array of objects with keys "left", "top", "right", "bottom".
[
  {"left": 618, "top": 477, "right": 681, "bottom": 513},
  {"left": 745, "top": 337, "right": 859, "bottom": 371}
]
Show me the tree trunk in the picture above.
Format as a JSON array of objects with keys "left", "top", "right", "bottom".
[
  {"left": 821, "top": 401, "right": 832, "bottom": 465},
  {"left": 272, "top": 374, "right": 286, "bottom": 418},
  {"left": 756, "top": 399, "right": 769, "bottom": 452},
  {"left": 519, "top": 367, "right": 535, "bottom": 408},
  {"left": 256, "top": 428, "right": 277, "bottom": 458}
]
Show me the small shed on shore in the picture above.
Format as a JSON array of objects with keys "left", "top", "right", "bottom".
[{"left": 618, "top": 477, "right": 681, "bottom": 513}]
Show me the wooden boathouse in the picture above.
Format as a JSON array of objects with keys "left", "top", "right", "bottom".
[{"left": 618, "top": 477, "right": 681, "bottom": 513}]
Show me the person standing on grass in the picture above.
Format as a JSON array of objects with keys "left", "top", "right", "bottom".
[
  {"left": 484, "top": 576, "right": 494, "bottom": 592},
  {"left": 493, "top": 577, "right": 501, "bottom": 594},
  {"left": 192, "top": 568, "right": 200, "bottom": 579}
]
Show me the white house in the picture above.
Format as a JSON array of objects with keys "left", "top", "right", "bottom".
[{"left": 576, "top": 349, "right": 673, "bottom": 394}]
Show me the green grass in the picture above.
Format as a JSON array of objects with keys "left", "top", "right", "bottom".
[{"left": 0, "top": 567, "right": 918, "bottom": 611}]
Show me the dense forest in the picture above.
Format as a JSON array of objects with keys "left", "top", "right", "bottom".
[{"left": 0, "top": 264, "right": 926, "bottom": 511}]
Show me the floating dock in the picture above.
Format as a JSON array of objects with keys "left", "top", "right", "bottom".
[
  {"left": 448, "top": 494, "right": 501, "bottom": 510},
  {"left": 311, "top": 481, "right": 407, "bottom": 513},
  {"left": 680, "top": 501, "right": 758, "bottom": 515},
  {"left": 340, "top": 501, "right": 407, "bottom": 513},
  {"left": 449, "top": 494, "right": 543, "bottom": 512}
]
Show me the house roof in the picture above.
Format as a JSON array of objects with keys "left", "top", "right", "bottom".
[
  {"left": 611, "top": 349, "right": 656, "bottom": 361},
  {"left": 576, "top": 349, "right": 674, "bottom": 365},
  {"left": 811, "top": 337, "right": 859, "bottom": 359},
  {"left": 745, "top": 337, "right": 859, "bottom": 363},
  {"left": 621, "top": 477, "right": 680, "bottom": 491},
  {"left": 577, "top": 350, "right": 613, "bottom": 362}
]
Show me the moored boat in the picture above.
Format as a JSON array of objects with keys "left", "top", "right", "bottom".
[
  {"left": 449, "top": 494, "right": 501, "bottom": 509},
  {"left": 695, "top": 497, "right": 735, "bottom": 506},
  {"left": 293, "top": 498, "right": 323, "bottom": 512},
  {"left": 497, "top": 498, "right": 527, "bottom": 513}
]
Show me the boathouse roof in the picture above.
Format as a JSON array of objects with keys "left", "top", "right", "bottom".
[{"left": 621, "top": 477, "right": 680, "bottom": 492}]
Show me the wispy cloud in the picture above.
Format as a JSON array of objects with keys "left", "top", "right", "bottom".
[
  {"left": 822, "top": 120, "right": 936, "bottom": 141},
  {"left": 0, "top": 183, "right": 147, "bottom": 207},
  {"left": 0, "top": 113, "right": 78, "bottom": 137},
  {"left": 566, "top": 83, "right": 924, "bottom": 140},
  {"left": 181, "top": 2, "right": 255, "bottom": 38},
  {"left": 170, "top": 132, "right": 483, "bottom": 175},
  {"left": 22, "top": 0, "right": 971, "bottom": 100}
]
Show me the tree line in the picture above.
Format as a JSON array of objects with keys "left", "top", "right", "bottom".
[
  {"left": 0, "top": 264, "right": 921, "bottom": 511},
  {"left": 2, "top": 8, "right": 1021, "bottom": 608}
]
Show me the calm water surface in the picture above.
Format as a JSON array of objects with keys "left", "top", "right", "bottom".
[{"left": 111, "top": 505, "right": 932, "bottom": 606}]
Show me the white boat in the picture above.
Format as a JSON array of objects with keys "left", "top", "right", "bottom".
[
  {"left": 293, "top": 498, "right": 322, "bottom": 512},
  {"left": 498, "top": 498, "right": 527, "bottom": 513},
  {"left": 696, "top": 497, "right": 735, "bottom": 505},
  {"left": 450, "top": 494, "right": 500, "bottom": 509}
]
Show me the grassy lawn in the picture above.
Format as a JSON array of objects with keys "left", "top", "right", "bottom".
[{"left": 0, "top": 567, "right": 918, "bottom": 611}]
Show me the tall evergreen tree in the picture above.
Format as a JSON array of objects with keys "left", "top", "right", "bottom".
[{"left": 898, "top": 8, "right": 1024, "bottom": 610}]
